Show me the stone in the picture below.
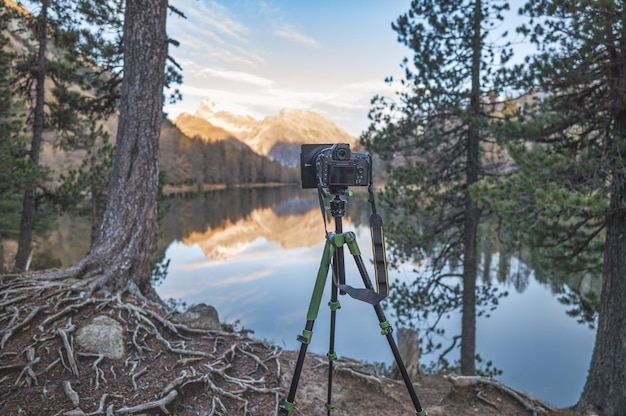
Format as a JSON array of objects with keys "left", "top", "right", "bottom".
[
  {"left": 75, "top": 315, "right": 125, "bottom": 360},
  {"left": 171, "top": 303, "right": 221, "bottom": 331}
]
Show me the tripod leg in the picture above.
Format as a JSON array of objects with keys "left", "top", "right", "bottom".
[
  {"left": 279, "top": 238, "right": 336, "bottom": 416},
  {"left": 345, "top": 234, "right": 427, "bottom": 416},
  {"left": 326, "top": 244, "right": 344, "bottom": 414}
]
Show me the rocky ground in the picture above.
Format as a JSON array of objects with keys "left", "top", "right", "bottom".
[{"left": 0, "top": 272, "right": 584, "bottom": 415}]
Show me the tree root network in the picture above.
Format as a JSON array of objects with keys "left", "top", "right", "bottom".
[{"left": 0, "top": 271, "right": 283, "bottom": 415}]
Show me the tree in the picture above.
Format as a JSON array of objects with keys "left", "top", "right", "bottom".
[
  {"left": 10, "top": 0, "right": 110, "bottom": 269},
  {"left": 0, "top": 3, "right": 33, "bottom": 272},
  {"left": 482, "top": 1, "right": 626, "bottom": 413},
  {"left": 12, "top": 0, "right": 55, "bottom": 270},
  {"left": 53, "top": 120, "right": 114, "bottom": 244},
  {"left": 51, "top": 0, "right": 169, "bottom": 299},
  {"left": 361, "top": 0, "right": 511, "bottom": 375}
]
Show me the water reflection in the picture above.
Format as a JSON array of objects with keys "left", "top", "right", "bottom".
[
  {"left": 157, "top": 187, "right": 335, "bottom": 257},
  {"left": 153, "top": 188, "right": 597, "bottom": 408},
  {"left": 38, "top": 186, "right": 597, "bottom": 408}
]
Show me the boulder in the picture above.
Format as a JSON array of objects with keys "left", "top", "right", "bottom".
[
  {"left": 75, "top": 315, "right": 125, "bottom": 360},
  {"left": 172, "top": 303, "right": 221, "bottom": 331}
]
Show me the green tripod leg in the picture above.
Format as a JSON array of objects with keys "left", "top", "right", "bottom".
[
  {"left": 279, "top": 234, "right": 338, "bottom": 416},
  {"left": 343, "top": 232, "right": 427, "bottom": 416}
]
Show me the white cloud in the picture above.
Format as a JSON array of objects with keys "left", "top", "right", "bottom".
[
  {"left": 199, "top": 67, "right": 275, "bottom": 87},
  {"left": 165, "top": 81, "right": 375, "bottom": 136},
  {"left": 273, "top": 24, "right": 321, "bottom": 48},
  {"left": 185, "top": 1, "right": 249, "bottom": 42}
]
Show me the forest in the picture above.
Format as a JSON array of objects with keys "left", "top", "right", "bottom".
[
  {"left": 1, "top": 0, "right": 626, "bottom": 415},
  {"left": 0, "top": 0, "right": 298, "bottom": 273}
]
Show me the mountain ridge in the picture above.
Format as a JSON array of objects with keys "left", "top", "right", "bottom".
[{"left": 173, "top": 99, "right": 360, "bottom": 166}]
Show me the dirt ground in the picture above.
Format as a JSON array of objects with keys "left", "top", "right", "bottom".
[{"left": 0, "top": 272, "right": 583, "bottom": 415}]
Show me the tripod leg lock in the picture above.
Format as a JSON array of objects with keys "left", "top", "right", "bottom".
[
  {"left": 379, "top": 320, "right": 392, "bottom": 335},
  {"left": 327, "top": 351, "right": 337, "bottom": 361},
  {"left": 328, "top": 300, "right": 341, "bottom": 311},
  {"left": 297, "top": 329, "right": 313, "bottom": 345}
]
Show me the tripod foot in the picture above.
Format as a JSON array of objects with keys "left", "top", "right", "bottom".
[{"left": 279, "top": 401, "right": 294, "bottom": 416}]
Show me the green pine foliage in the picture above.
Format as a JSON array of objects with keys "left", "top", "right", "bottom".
[
  {"left": 361, "top": 0, "right": 512, "bottom": 374},
  {"left": 481, "top": 1, "right": 621, "bottom": 281},
  {"left": 0, "top": 5, "right": 34, "bottom": 246},
  {"left": 478, "top": 2, "right": 626, "bottom": 412}
]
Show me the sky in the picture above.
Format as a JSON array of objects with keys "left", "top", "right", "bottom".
[{"left": 164, "top": 0, "right": 413, "bottom": 136}]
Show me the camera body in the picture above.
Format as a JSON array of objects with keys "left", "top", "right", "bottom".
[{"left": 301, "top": 143, "right": 371, "bottom": 189}]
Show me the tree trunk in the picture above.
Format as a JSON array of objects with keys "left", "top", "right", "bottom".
[
  {"left": 15, "top": 0, "right": 48, "bottom": 270},
  {"left": 460, "top": 0, "right": 482, "bottom": 376},
  {"left": 579, "top": 27, "right": 626, "bottom": 414},
  {"left": 51, "top": 0, "right": 168, "bottom": 299},
  {"left": 0, "top": 239, "right": 4, "bottom": 273},
  {"left": 579, "top": 173, "right": 626, "bottom": 415}
]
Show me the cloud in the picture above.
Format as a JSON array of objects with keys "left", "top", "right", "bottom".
[
  {"left": 169, "top": 1, "right": 264, "bottom": 68},
  {"left": 164, "top": 78, "right": 383, "bottom": 135},
  {"left": 273, "top": 24, "right": 321, "bottom": 48},
  {"left": 200, "top": 67, "right": 275, "bottom": 87},
  {"left": 184, "top": 1, "right": 249, "bottom": 42}
]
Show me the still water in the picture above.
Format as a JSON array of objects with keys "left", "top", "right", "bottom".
[
  {"left": 40, "top": 186, "right": 597, "bottom": 408},
  {"left": 151, "top": 186, "right": 596, "bottom": 408}
]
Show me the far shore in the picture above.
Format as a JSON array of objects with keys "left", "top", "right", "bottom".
[{"left": 161, "top": 182, "right": 299, "bottom": 196}]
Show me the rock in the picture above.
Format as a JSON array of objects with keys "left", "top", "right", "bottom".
[
  {"left": 75, "top": 315, "right": 125, "bottom": 360},
  {"left": 171, "top": 303, "right": 221, "bottom": 331}
]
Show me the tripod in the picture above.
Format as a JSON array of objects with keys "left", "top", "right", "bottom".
[{"left": 279, "top": 191, "right": 427, "bottom": 416}]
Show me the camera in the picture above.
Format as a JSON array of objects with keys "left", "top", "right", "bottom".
[{"left": 300, "top": 143, "right": 371, "bottom": 189}]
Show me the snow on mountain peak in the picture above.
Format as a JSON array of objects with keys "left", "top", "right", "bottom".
[
  {"left": 176, "top": 99, "right": 359, "bottom": 166},
  {"left": 194, "top": 99, "right": 258, "bottom": 137}
]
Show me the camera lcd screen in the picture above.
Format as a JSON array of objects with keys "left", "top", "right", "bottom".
[{"left": 329, "top": 165, "right": 355, "bottom": 185}]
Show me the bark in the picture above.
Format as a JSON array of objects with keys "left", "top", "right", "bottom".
[
  {"left": 579, "top": 172, "right": 626, "bottom": 415},
  {"left": 50, "top": 0, "right": 168, "bottom": 299},
  {"left": 15, "top": 0, "right": 48, "bottom": 270},
  {"left": 460, "top": 0, "right": 482, "bottom": 376},
  {"left": 579, "top": 23, "right": 626, "bottom": 414}
]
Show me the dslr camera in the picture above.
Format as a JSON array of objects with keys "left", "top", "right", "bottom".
[{"left": 301, "top": 143, "right": 371, "bottom": 190}]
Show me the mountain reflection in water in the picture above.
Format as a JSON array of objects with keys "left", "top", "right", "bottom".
[{"left": 182, "top": 199, "right": 327, "bottom": 260}]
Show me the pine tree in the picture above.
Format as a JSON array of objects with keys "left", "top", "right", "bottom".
[
  {"left": 11, "top": 0, "right": 83, "bottom": 270},
  {"left": 0, "top": 4, "right": 32, "bottom": 272},
  {"left": 483, "top": 1, "right": 626, "bottom": 413},
  {"left": 49, "top": 0, "right": 170, "bottom": 299},
  {"left": 361, "top": 0, "right": 512, "bottom": 375}
]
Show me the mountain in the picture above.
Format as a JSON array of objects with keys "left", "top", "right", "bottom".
[
  {"left": 1, "top": 6, "right": 305, "bottom": 189},
  {"left": 173, "top": 99, "right": 360, "bottom": 166}
]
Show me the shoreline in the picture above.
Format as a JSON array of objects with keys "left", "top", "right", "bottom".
[{"left": 161, "top": 181, "right": 299, "bottom": 196}]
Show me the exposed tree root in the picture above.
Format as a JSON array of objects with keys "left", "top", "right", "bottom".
[
  {"left": 445, "top": 374, "right": 556, "bottom": 416},
  {"left": 0, "top": 272, "right": 283, "bottom": 415}
]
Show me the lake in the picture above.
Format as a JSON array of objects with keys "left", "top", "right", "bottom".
[{"left": 40, "top": 186, "right": 597, "bottom": 408}]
